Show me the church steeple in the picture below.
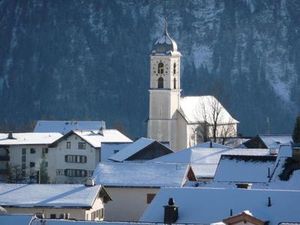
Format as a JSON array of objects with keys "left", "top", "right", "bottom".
[{"left": 147, "top": 21, "right": 181, "bottom": 148}]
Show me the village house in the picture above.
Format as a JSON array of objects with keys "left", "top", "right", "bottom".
[
  {"left": 92, "top": 162, "right": 196, "bottom": 222},
  {"left": 48, "top": 129, "right": 132, "bottom": 184},
  {"left": 0, "top": 132, "right": 62, "bottom": 183},
  {"left": 0, "top": 182, "right": 111, "bottom": 221}
]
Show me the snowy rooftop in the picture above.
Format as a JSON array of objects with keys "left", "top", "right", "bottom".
[
  {"left": 0, "top": 184, "right": 104, "bottom": 208},
  {"left": 109, "top": 137, "right": 155, "bottom": 162},
  {"left": 109, "top": 137, "right": 172, "bottom": 162},
  {"left": 31, "top": 220, "right": 158, "bottom": 225},
  {"left": 53, "top": 130, "right": 132, "bottom": 149},
  {"left": 0, "top": 132, "right": 62, "bottom": 146},
  {"left": 34, "top": 120, "right": 106, "bottom": 134},
  {"left": 0, "top": 214, "right": 35, "bottom": 225},
  {"left": 195, "top": 141, "right": 231, "bottom": 149},
  {"left": 92, "top": 162, "right": 192, "bottom": 187},
  {"left": 152, "top": 146, "right": 271, "bottom": 178},
  {"left": 214, "top": 155, "right": 276, "bottom": 183},
  {"left": 179, "top": 96, "right": 238, "bottom": 124},
  {"left": 259, "top": 135, "right": 292, "bottom": 149},
  {"left": 140, "top": 187, "right": 300, "bottom": 225},
  {"left": 101, "top": 143, "right": 131, "bottom": 162}
]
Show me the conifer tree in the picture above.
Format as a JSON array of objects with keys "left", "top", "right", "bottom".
[{"left": 292, "top": 116, "right": 300, "bottom": 144}]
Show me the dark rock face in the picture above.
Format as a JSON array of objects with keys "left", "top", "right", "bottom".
[{"left": 0, "top": 0, "right": 299, "bottom": 137}]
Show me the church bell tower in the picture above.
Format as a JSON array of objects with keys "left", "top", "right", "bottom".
[{"left": 147, "top": 21, "right": 181, "bottom": 147}]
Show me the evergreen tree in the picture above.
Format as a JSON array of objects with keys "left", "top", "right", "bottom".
[
  {"left": 292, "top": 115, "right": 300, "bottom": 144},
  {"left": 39, "top": 154, "right": 49, "bottom": 184}
]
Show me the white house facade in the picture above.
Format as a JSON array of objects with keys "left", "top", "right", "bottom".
[
  {"left": 0, "top": 132, "right": 62, "bottom": 183},
  {"left": 147, "top": 23, "right": 238, "bottom": 151},
  {"left": 48, "top": 129, "right": 132, "bottom": 184}
]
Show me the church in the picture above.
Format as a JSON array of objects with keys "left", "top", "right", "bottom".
[{"left": 147, "top": 24, "right": 239, "bottom": 151}]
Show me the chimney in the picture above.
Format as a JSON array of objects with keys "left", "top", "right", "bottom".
[
  {"left": 164, "top": 198, "right": 178, "bottom": 224},
  {"left": 85, "top": 177, "right": 95, "bottom": 187},
  {"left": 7, "top": 132, "right": 14, "bottom": 139},
  {"left": 267, "top": 197, "right": 272, "bottom": 207},
  {"left": 98, "top": 127, "right": 104, "bottom": 136}
]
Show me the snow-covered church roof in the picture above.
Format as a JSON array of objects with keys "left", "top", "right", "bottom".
[
  {"left": 152, "top": 21, "right": 180, "bottom": 56},
  {"left": 179, "top": 96, "right": 239, "bottom": 124}
]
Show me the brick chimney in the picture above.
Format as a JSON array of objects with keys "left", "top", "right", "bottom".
[{"left": 164, "top": 198, "right": 178, "bottom": 224}]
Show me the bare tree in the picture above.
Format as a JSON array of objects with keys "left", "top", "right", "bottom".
[{"left": 192, "top": 96, "right": 236, "bottom": 145}]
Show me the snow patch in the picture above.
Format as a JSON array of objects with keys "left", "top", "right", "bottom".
[
  {"left": 192, "top": 45, "right": 213, "bottom": 71},
  {"left": 242, "top": 0, "right": 256, "bottom": 13}
]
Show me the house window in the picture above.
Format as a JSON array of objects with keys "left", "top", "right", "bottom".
[
  {"left": 113, "top": 150, "right": 119, "bottom": 154},
  {"left": 147, "top": 193, "right": 156, "bottom": 204},
  {"left": 64, "top": 169, "right": 87, "bottom": 177},
  {"left": 158, "top": 77, "right": 164, "bottom": 88},
  {"left": 78, "top": 142, "right": 86, "bottom": 149},
  {"left": 30, "top": 148, "right": 36, "bottom": 154},
  {"left": 30, "top": 162, "right": 35, "bottom": 168},
  {"left": 173, "top": 63, "right": 176, "bottom": 74},
  {"left": 42, "top": 148, "right": 48, "bottom": 154},
  {"left": 173, "top": 78, "right": 176, "bottom": 89},
  {"left": 158, "top": 62, "right": 164, "bottom": 74},
  {"left": 66, "top": 142, "right": 71, "bottom": 149},
  {"left": 50, "top": 214, "right": 56, "bottom": 219},
  {"left": 91, "top": 209, "right": 104, "bottom": 220},
  {"left": 65, "top": 155, "right": 87, "bottom": 163},
  {"left": 56, "top": 169, "right": 64, "bottom": 176},
  {"left": 22, "top": 148, "right": 26, "bottom": 154}
]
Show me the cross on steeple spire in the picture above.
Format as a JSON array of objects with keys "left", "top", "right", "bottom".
[{"left": 164, "top": 17, "right": 168, "bottom": 35}]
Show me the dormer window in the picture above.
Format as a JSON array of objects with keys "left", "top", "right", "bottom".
[
  {"left": 158, "top": 63, "right": 164, "bottom": 74},
  {"left": 158, "top": 77, "right": 164, "bottom": 88},
  {"left": 173, "top": 63, "right": 176, "bottom": 74}
]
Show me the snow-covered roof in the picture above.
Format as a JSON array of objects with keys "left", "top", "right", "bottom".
[
  {"left": 179, "top": 96, "right": 238, "bottom": 124},
  {"left": 101, "top": 143, "right": 131, "bottom": 162},
  {"left": 0, "top": 184, "right": 104, "bottom": 208},
  {"left": 92, "top": 162, "right": 192, "bottom": 187},
  {"left": 31, "top": 220, "right": 157, "bottom": 225},
  {"left": 140, "top": 187, "right": 300, "bottom": 225},
  {"left": 152, "top": 146, "right": 271, "bottom": 178},
  {"left": 214, "top": 155, "right": 276, "bottom": 183},
  {"left": 0, "top": 214, "right": 35, "bottom": 225},
  {"left": 259, "top": 135, "right": 292, "bottom": 149},
  {"left": 34, "top": 120, "right": 106, "bottom": 134},
  {"left": 152, "top": 24, "right": 180, "bottom": 56},
  {"left": 0, "top": 132, "right": 62, "bottom": 146},
  {"left": 195, "top": 141, "right": 231, "bottom": 149},
  {"left": 109, "top": 137, "right": 172, "bottom": 162},
  {"left": 109, "top": 137, "right": 155, "bottom": 162},
  {"left": 53, "top": 130, "right": 132, "bottom": 149}
]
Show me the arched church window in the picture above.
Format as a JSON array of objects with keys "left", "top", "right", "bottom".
[
  {"left": 173, "top": 63, "right": 176, "bottom": 74},
  {"left": 158, "top": 63, "right": 164, "bottom": 74},
  {"left": 158, "top": 77, "right": 164, "bottom": 88},
  {"left": 173, "top": 78, "right": 176, "bottom": 89}
]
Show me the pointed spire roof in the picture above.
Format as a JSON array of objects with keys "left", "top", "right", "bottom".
[{"left": 152, "top": 19, "right": 180, "bottom": 56}]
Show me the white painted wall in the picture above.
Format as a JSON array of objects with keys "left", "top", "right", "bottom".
[
  {"left": 8, "top": 144, "right": 49, "bottom": 182},
  {"left": 5, "top": 195, "right": 105, "bottom": 221},
  {"left": 104, "top": 187, "right": 159, "bottom": 222},
  {"left": 48, "top": 133, "right": 99, "bottom": 184}
]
